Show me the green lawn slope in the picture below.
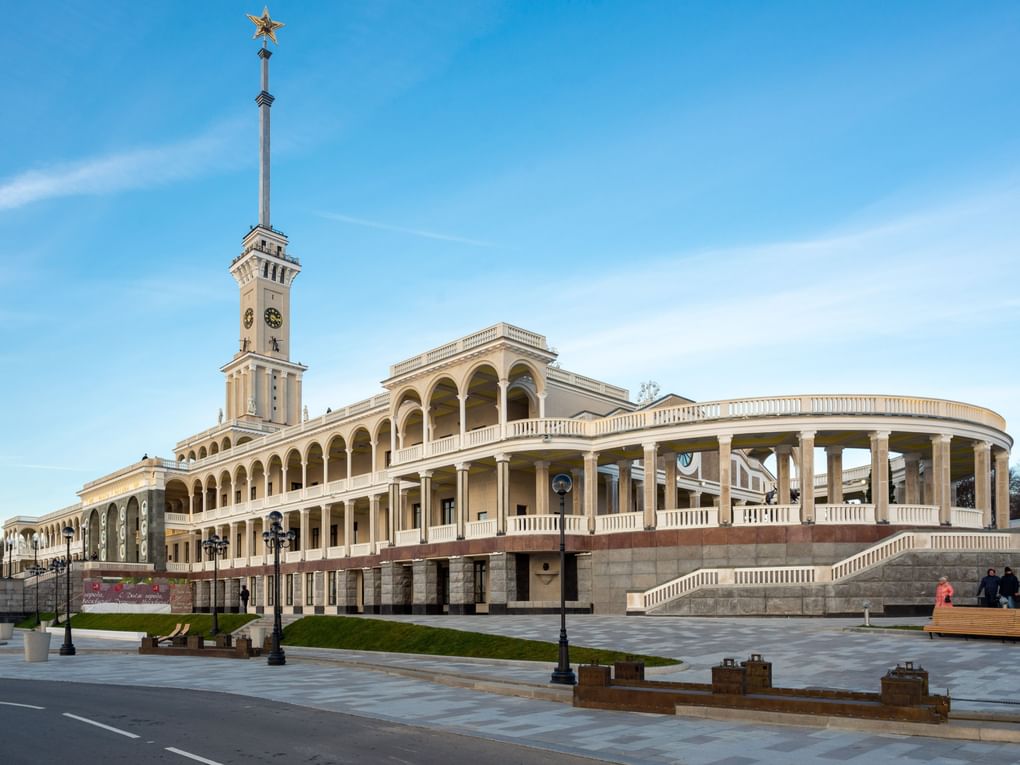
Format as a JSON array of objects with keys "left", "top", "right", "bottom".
[
  {"left": 282, "top": 615, "right": 679, "bottom": 666},
  {"left": 15, "top": 612, "right": 257, "bottom": 636}
]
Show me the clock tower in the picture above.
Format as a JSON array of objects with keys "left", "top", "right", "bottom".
[{"left": 221, "top": 8, "right": 306, "bottom": 427}]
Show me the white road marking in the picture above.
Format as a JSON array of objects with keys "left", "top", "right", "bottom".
[
  {"left": 166, "top": 746, "right": 224, "bottom": 765},
  {"left": 0, "top": 701, "right": 45, "bottom": 709},
  {"left": 62, "top": 712, "right": 140, "bottom": 738}
]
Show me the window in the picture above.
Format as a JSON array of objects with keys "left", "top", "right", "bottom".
[
  {"left": 285, "top": 574, "right": 294, "bottom": 605},
  {"left": 267, "top": 482, "right": 273, "bottom": 496},
  {"left": 250, "top": 486, "right": 257, "bottom": 500},
  {"left": 385, "top": 450, "right": 392, "bottom": 467},
  {"left": 412, "top": 503, "right": 421, "bottom": 529},
  {"left": 473, "top": 560, "right": 488, "bottom": 604},
  {"left": 476, "top": 511, "right": 488, "bottom": 521},
  {"left": 329, "top": 524, "right": 338, "bottom": 547},
  {"left": 267, "top": 575, "right": 274, "bottom": 606},
  {"left": 235, "top": 490, "right": 241, "bottom": 504},
  {"left": 305, "top": 573, "right": 314, "bottom": 606},
  {"left": 184, "top": 544, "right": 189, "bottom": 563},
  {"left": 291, "top": 482, "right": 302, "bottom": 492},
  {"left": 172, "top": 543, "right": 179, "bottom": 562},
  {"left": 236, "top": 532, "right": 241, "bottom": 552},
  {"left": 516, "top": 504, "right": 527, "bottom": 516},
  {"left": 311, "top": 527, "right": 320, "bottom": 549},
  {"left": 328, "top": 572, "right": 337, "bottom": 605},
  {"left": 441, "top": 498, "right": 455, "bottom": 525}
]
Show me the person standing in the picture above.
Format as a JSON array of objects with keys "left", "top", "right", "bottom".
[
  {"left": 999, "top": 567, "right": 1018, "bottom": 609},
  {"left": 934, "top": 576, "right": 954, "bottom": 609},
  {"left": 240, "top": 584, "right": 250, "bottom": 613},
  {"left": 977, "top": 568, "right": 1001, "bottom": 608}
]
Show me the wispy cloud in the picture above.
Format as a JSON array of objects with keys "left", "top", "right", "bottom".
[
  {"left": 317, "top": 211, "right": 497, "bottom": 248},
  {"left": 0, "top": 462, "right": 95, "bottom": 473},
  {"left": 0, "top": 120, "right": 244, "bottom": 211}
]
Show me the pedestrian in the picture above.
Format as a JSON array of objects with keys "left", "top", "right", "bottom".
[
  {"left": 977, "top": 567, "right": 1001, "bottom": 608},
  {"left": 999, "top": 567, "right": 1019, "bottom": 609},
  {"left": 240, "top": 584, "right": 250, "bottom": 613},
  {"left": 934, "top": 576, "right": 953, "bottom": 609}
]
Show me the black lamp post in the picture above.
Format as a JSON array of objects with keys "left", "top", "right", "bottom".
[
  {"left": 202, "top": 533, "right": 230, "bottom": 635},
  {"left": 48, "top": 558, "right": 66, "bottom": 626},
  {"left": 0, "top": 534, "right": 7, "bottom": 579},
  {"left": 262, "top": 510, "right": 295, "bottom": 666},
  {"left": 32, "top": 533, "right": 40, "bottom": 569},
  {"left": 28, "top": 563, "right": 46, "bottom": 627},
  {"left": 550, "top": 472, "right": 576, "bottom": 685},
  {"left": 60, "top": 526, "right": 76, "bottom": 656}
]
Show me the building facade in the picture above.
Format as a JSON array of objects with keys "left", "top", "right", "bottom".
[{"left": 3, "top": 18, "right": 1014, "bottom": 618}]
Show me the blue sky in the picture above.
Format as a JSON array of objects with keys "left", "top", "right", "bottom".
[{"left": 2, "top": 1, "right": 1018, "bottom": 517}]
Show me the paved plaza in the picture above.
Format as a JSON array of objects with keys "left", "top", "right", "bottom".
[{"left": 1, "top": 616, "right": 1018, "bottom": 764}]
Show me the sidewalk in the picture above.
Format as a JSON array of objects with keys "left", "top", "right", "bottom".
[{"left": 1, "top": 616, "right": 1019, "bottom": 765}]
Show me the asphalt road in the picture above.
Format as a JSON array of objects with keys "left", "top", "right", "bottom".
[{"left": 0, "top": 679, "right": 606, "bottom": 765}]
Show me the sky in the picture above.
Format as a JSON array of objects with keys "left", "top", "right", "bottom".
[{"left": 2, "top": 1, "right": 1018, "bottom": 518}]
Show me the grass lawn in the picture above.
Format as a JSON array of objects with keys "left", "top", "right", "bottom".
[
  {"left": 15, "top": 612, "right": 257, "bottom": 636},
  {"left": 282, "top": 615, "right": 679, "bottom": 666}
]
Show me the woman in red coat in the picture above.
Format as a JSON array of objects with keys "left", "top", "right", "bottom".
[{"left": 935, "top": 576, "right": 954, "bottom": 608}]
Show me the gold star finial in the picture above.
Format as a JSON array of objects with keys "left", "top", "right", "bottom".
[{"left": 247, "top": 6, "right": 284, "bottom": 45}]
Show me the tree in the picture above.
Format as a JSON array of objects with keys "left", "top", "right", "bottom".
[{"left": 1011, "top": 466, "right": 1020, "bottom": 520}]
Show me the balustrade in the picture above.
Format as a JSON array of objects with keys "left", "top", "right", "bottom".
[
  {"left": 464, "top": 425, "right": 501, "bottom": 447},
  {"left": 428, "top": 435, "right": 460, "bottom": 457},
  {"left": 284, "top": 550, "right": 302, "bottom": 563},
  {"left": 594, "top": 512, "right": 643, "bottom": 533},
  {"left": 465, "top": 519, "right": 496, "bottom": 539},
  {"left": 950, "top": 507, "right": 984, "bottom": 529},
  {"left": 304, "top": 548, "right": 323, "bottom": 561},
  {"left": 507, "top": 514, "right": 587, "bottom": 535},
  {"left": 165, "top": 513, "right": 188, "bottom": 526},
  {"left": 166, "top": 562, "right": 191, "bottom": 573},
  {"left": 395, "top": 528, "right": 422, "bottom": 547},
  {"left": 427, "top": 524, "right": 457, "bottom": 543},
  {"left": 815, "top": 504, "right": 875, "bottom": 525},
  {"left": 349, "top": 542, "right": 373, "bottom": 557},
  {"left": 656, "top": 508, "right": 718, "bottom": 529},
  {"left": 888, "top": 504, "right": 939, "bottom": 526},
  {"left": 733, "top": 504, "right": 799, "bottom": 526}
]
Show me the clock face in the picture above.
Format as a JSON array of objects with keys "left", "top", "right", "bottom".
[
  {"left": 243, "top": 308, "right": 254, "bottom": 329},
  {"left": 264, "top": 307, "right": 283, "bottom": 329},
  {"left": 677, "top": 452, "right": 694, "bottom": 468}
]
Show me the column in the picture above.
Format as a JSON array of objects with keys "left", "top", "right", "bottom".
[
  {"left": 458, "top": 394, "right": 467, "bottom": 440},
  {"left": 642, "top": 443, "right": 657, "bottom": 529},
  {"left": 534, "top": 461, "right": 550, "bottom": 516},
  {"left": 584, "top": 452, "right": 599, "bottom": 532},
  {"left": 718, "top": 436, "right": 732, "bottom": 525},
  {"left": 869, "top": 431, "right": 889, "bottom": 523},
  {"left": 412, "top": 558, "right": 439, "bottom": 614},
  {"left": 301, "top": 460, "right": 308, "bottom": 491},
  {"left": 798, "top": 431, "right": 815, "bottom": 523},
  {"left": 496, "top": 455, "right": 509, "bottom": 535},
  {"left": 263, "top": 368, "right": 272, "bottom": 419},
  {"left": 995, "top": 448, "right": 1010, "bottom": 530},
  {"left": 538, "top": 391, "right": 547, "bottom": 418},
  {"left": 456, "top": 463, "right": 470, "bottom": 539},
  {"left": 380, "top": 560, "right": 411, "bottom": 614},
  {"left": 299, "top": 508, "right": 309, "bottom": 560},
  {"left": 343, "top": 500, "right": 353, "bottom": 555},
  {"left": 447, "top": 556, "right": 475, "bottom": 615},
  {"left": 388, "top": 482, "right": 400, "bottom": 545},
  {"left": 903, "top": 453, "right": 921, "bottom": 505},
  {"left": 662, "top": 451, "right": 677, "bottom": 510},
  {"left": 369, "top": 494, "right": 380, "bottom": 549},
  {"left": 931, "top": 435, "right": 952, "bottom": 525},
  {"left": 617, "top": 460, "right": 632, "bottom": 514},
  {"left": 419, "top": 471, "right": 433, "bottom": 543},
  {"left": 974, "top": 442, "right": 992, "bottom": 528},
  {"left": 322, "top": 504, "right": 331, "bottom": 552},
  {"left": 363, "top": 567, "right": 380, "bottom": 614},
  {"left": 422, "top": 405, "right": 431, "bottom": 445},
  {"left": 346, "top": 448, "right": 353, "bottom": 482},
  {"left": 571, "top": 468, "right": 582, "bottom": 516},
  {"left": 825, "top": 446, "right": 843, "bottom": 504},
  {"left": 497, "top": 378, "right": 509, "bottom": 437},
  {"left": 775, "top": 445, "right": 792, "bottom": 504},
  {"left": 921, "top": 458, "right": 933, "bottom": 505}
]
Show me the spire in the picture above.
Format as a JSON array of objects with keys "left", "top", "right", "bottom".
[{"left": 247, "top": 7, "right": 285, "bottom": 229}]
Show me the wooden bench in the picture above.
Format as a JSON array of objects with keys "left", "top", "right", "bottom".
[{"left": 924, "top": 607, "right": 1020, "bottom": 640}]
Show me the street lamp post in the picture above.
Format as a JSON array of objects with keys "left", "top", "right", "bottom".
[
  {"left": 202, "top": 534, "right": 230, "bottom": 635},
  {"left": 60, "top": 526, "right": 76, "bottom": 656},
  {"left": 28, "top": 564, "right": 46, "bottom": 627},
  {"left": 262, "top": 510, "right": 295, "bottom": 666},
  {"left": 550, "top": 473, "right": 576, "bottom": 685},
  {"left": 48, "top": 558, "right": 66, "bottom": 626}
]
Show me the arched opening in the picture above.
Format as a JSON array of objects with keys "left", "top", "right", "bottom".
[
  {"left": 507, "top": 361, "right": 541, "bottom": 420},
  {"left": 237, "top": 436, "right": 252, "bottom": 446},
  {"left": 350, "top": 428, "right": 372, "bottom": 477},
  {"left": 204, "top": 474, "right": 219, "bottom": 510},
  {"left": 427, "top": 377, "right": 460, "bottom": 440},
  {"left": 266, "top": 455, "right": 284, "bottom": 496},
  {"left": 234, "top": 465, "right": 249, "bottom": 506},
  {"left": 306, "top": 442, "right": 325, "bottom": 486},
  {"left": 219, "top": 470, "right": 233, "bottom": 507},
  {"left": 199, "top": 446, "right": 208, "bottom": 459},
  {"left": 394, "top": 389, "right": 423, "bottom": 448},
  {"left": 125, "top": 497, "right": 140, "bottom": 563},
  {"left": 326, "top": 436, "right": 347, "bottom": 485},
  {"left": 222, "top": 436, "right": 232, "bottom": 451},
  {"left": 463, "top": 363, "right": 500, "bottom": 430},
  {"left": 166, "top": 479, "right": 190, "bottom": 515},
  {"left": 250, "top": 460, "right": 266, "bottom": 500},
  {"left": 191, "top": 479, "right": 205, "bottom": 515},
  {"left": 375, "top": 419, "right": 393, "bottom": 470},
  {"left": 104, "top": 503, "right": 118, "bottom": 562},
  {"left": 285, "top": 449, "right": 303, "bottom": 493}
]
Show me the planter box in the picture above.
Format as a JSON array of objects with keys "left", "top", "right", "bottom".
[
  {"left": 0, "top": 623, "right": 14, "bottom": 640},
  {"left": 24, "top": 630, "right": 52, "bottom": 662}
]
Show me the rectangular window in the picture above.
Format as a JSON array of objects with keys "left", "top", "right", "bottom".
[
  {"left": 473, "top": 560, "right": 488, "bottom": 604},
  {"left": 267, "top": 481, "right": 273, "bottom": 496},
  {"left": 251, "top": 486, "right": 257, "bottom": 500},
  {"left": 328, "top": 571, "right": 337, "bottom": 605},
  {"left": 184, "top": 544, "right": 190, "bottom": 563},
  {"left": 477, "top": 511, "right": 488, "bottom": 521},
  {"left": 412, "top": 503, "right": 422, "bottom": 529},
  {"left": 516, "top": 504, "right": 527, "bottom": 516},
  {"left": 285, "top": 574, "right": 294, "bottom": 606},
  {"left": 329, "top": 524, "right": 338, "bottom": 547},
  {"left": 267, "top": 575, "right": 275, "bottom": 606},
  {"left": 311, "top": 527, "right": 320, "bottom": 549},
  {"left": 305, "top": 573, "right": 314, "bottom": 606},
  {"left": 235, "top": 490, "right": 241, "bottom": 504},
  {"left": 250, "top": 576, "right": 258, "bottom": 607},
  {"left": 441, "top": 498, "right": 455, "bottom": 525},
  {"left": 236, "top": 533, "right": 241, "bottom": 552},
  {"left": 385, "top": 450, "right": 392, "bottom": 467},
  {"left": 172, "top": 543, "right": 179, "bottom": 562},
  {"left": 290, "top": 482, "right": 302, "bottom": 492}
]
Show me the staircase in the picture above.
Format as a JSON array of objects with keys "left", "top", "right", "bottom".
[
  {"left": 627, "top": 530, "right": 1019, "bottom": 615},
  {"left": 232, "top": 613, "right": 303, "bottom": 636}
]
